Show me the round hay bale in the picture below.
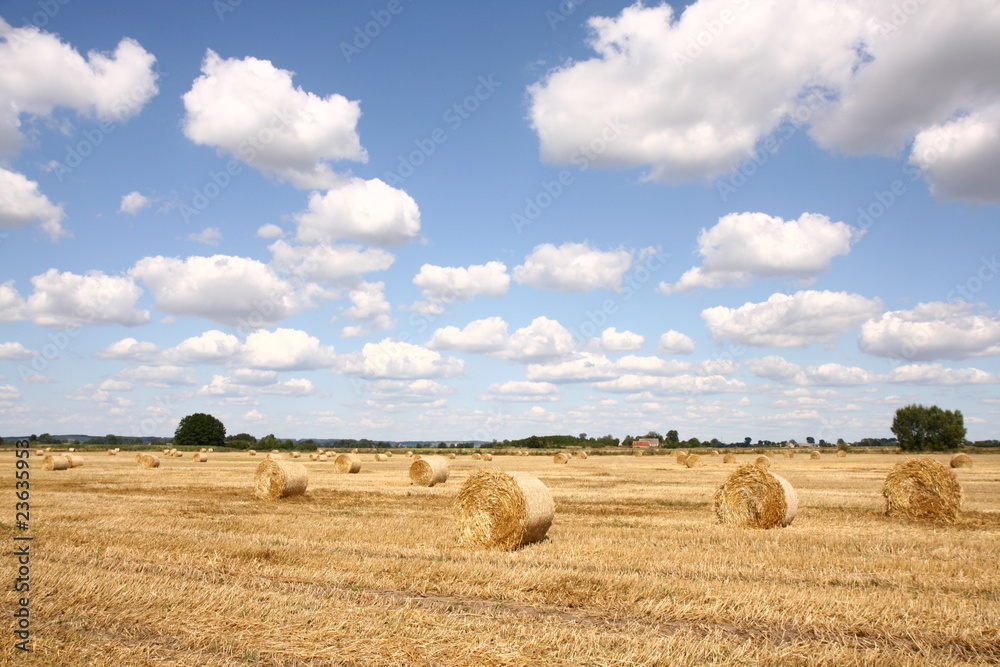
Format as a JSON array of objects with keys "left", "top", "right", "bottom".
[
  {"left": 685, "top": 453, "right": 701, "bottom": 468},
  {"left": 836, "top": 449, "right": 847, "bottom": 458},
  {"left": 714, "top": 464, "right": 797, "bottom": 529},
  {"left": 413, "top": 454, "right": 422, "bottom": 461},
  {"left": 471, "top": 452, "right": 483, "bottom": 460},
  {"left": 374, "top": 453, "right": 387, "bottom": 462},
  {"left": 710, "top": 450, "right": 720, "bottom": 457},
  {"left": 385, "top": 451, "right": 392, "bottom": 458},
  {"left": 406, "top": 450, "right": 413, "bottom": 457},
  {"left": 271, "top": 449, "right": 280, "bottom": 454},
  {"left": 173, "top": 451, "right": 183, "bottom": 458},
  {"left": 44, "top": 447, "right": 52, "bottom": 452},
  {"left": 162, "top": 448, "right": 171, "bottom": 454},
  {"left": 68, "top": 447, "right": 75, "bottom": 452},
  {"left": 410, "top": 455, "right": 450, "bottom": 487},
  {"left": 65, "top": 454, "right": 84, "bottom": 468},
  {"left": 454, "top": 470, "right": 554, "bottom": 550},
  {"left": 882, "top": 457, "right": 961, "bottom": 523},
  {"left": 675, "top": 452, "right": 689, "bottom": 464},
  {"left": 114, "top": 448, "right": 121, "bottom": 452},
  {"left": 783, "top": 450, "right": 795, "bottom": 459},
  {"left": 553, "top": 452, "right": 569, "bottom": 464},
  {"left": 318, "top": 454, "right": 328, "bottom": 462},
  {"left": 447, "top": 452, "right": 457, "bottom": 459},
  {"left": 810, "top": 450, "right": 821, "bottom": 459},
  {"left": 723, "top": 453, "right": 737, "bottom": 463},
  {"left": 334, "top": 453, "right": 362, "bottom": 474},
  {"left": 254, "top": 459, "right": 308, "bottom": 500},
  {"left": 192, "top": 452, "right": 208, "bottom": 462},
  {"left": 207, "top": 448, "right": 213, "bottom": 452},
  {"left": 42, "top": 455, "right": 69, "bottom": 471},
  {"left": 351, "top": 448, "right": 358, "bottom": 453},
  {"left": 950, "top": 453, "right": 973, "bottom": 469},
  {"left": 136, "top": 453, "right": 160, "bottom": 469},
  {"left": 290, "top": 451, "right": 301, "bottom": 459},
  {"left": 107, "top": 449, "right": 117, "bottom": 455},
  {"left": 634, "top": 449, "right": 644, "bottom": 457},
  {"left": 482, "top": 453, "right": 493, "bottom": 461},
  {"left": 754, "top": 455, "right": 771, "bottom": 469},
  {"left": 308, "top": 453, "right": 317, "bottom": 461},
  {"left": 248, "top": 449, "right": 257, "bottom": 456},
  {"left": 199, "top": 448, "right": 207, "bottom": 453},
  {"left": 34, "top": 449, "right": 44, "bottom": 457},
  {"left": 577, "top": 451, "right": 588, "bottom": 459}
]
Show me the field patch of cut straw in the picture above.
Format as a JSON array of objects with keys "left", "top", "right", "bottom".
[{"left": 2, "top": 450, "right": 999, "bottom": 666}]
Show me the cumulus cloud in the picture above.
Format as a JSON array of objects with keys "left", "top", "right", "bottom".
[
  {"left": 0, "top": 168, "right": 67, "bottom": 240},
  {"left": 427, "top": 316, "right": 576, "bottom": 363},
  {"left": 0, "top": 281, "right": 26, "bottom": 323},
  {"left": 593, "top": 373, "right": 749, "bottom": 395},
  {"left": 481, "top": 381, "right": 560, "bottom": 402},
  {"left": 341, "top": 281, "right": 392, "bottom": 338},
  {"left": 256, "top": 223, "right": 284, "bottom": 238},
  {"left": 0, "top": 342, "right": 36, "bottom": 360},
  {"left": 119, "top": 191, "right": 151, "bottom": 214},
  {"left": 746, "top": 356, "right": 874, "bottom": 386},
  {"left": 412, "top": 261, "right": 509, "bottom": 305},
  {"left": 337, "top": 338, "right": 463, "bottom": 379},
  {"left": 657, "top": 330, "right": 695, "bottom": 355},
  {"left": 594, "top": 327, "right": 644, "bottom": 352},
  {"left": 425, "top": 316, "right": 510, "bottom": 355},
  {"left": 130, "top": 254, "right": 321, "bottom": 327},
  {"left": 181, "top": 49, "right": 365, "bottom": 188},
  {"left": 525, "top": 353, "right": 619, "bottom": 383},
  {"left": 661, "top": 212, "right": 858, "bottom": 293},
  {"left": 293, "top": 177, "right": 420, "bottom": 246},
  {"left": 513, "top": 242, "right": 634, "bottom": 292},
  {"left": 883, "top": 363, "right": 998, "bottom": 385},
  {"left": 26, "top": 269, "right": 149, "bottom": 327},
  {"left": 908, "top": 108, "right": 1000, "bottom": 204},
  {"left": 115, "top": 365, "right": 196, "bottom": 387},
  {"left": 0, "top": 384, "right": 21, "bottom": 400},
  {"left": 188, "top": 227, "right": 222, "bottom": 246},
  {"left": 268, "top": 240, "right": 394, "bottom": 285},
  {"left": 242, "top": 328, "right": 336, "bottom": 370},
  {"left": 167, "top": 330, "right": 242, "bottom": 364},
  {"left": 703, "top": 290, "right": 883, "bottom": 347},
  {"left": 0, "top": 19, "right": 158, "bottom": 154},
  {"left": 859, "top": 302, "right": 1000, "bottom": 361},
  {"left": 95, "top": 337, "right": 161, "bottom": 363}
]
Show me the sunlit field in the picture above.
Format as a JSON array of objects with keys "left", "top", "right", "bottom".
[{"left": 3, "top": 449, "right": 999, "bottom": 666}]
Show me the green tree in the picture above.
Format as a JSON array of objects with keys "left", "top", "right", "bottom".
[
  {"left": 227, "top": 433, "right": 257, "bottom": 444},
  {"left": 174, "top": 413, "right": 226, "bottom": 450},
  {"left": 665, "top": 430, "right": 680, "bottom": 446},
  {"left": 259, "top": 434, "right": 280, "bottom": 450},
  {"left": 891, "top": 404, "right": 966, "bottom": 452}
]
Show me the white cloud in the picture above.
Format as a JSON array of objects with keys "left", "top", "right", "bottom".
[
  {"left": 0, "top": 342, "right": 36, "bottom": 360},
  {"left": 188, "top": 227, "right": 222, "bottom": 246},
  {"left": 364, "top": 379, "right": 455, "bottom": 404},
  {"left": 747, "top": 356, "right": 808, "bottom": 384},
  {"left": 908, "top": 108, "right": 1000, "bottom": 204},
  {"left": 0, "top": 281, "right": 26, "bottom": 323},
  {"left": 242, "top": 328, "right": 337, "bottom": 371},
  {"left": 26, "top": 269, "right": 149, "bottom": 327},
  {"left": 595, "top": 327, "right": 644, "bottom": 352},
  {"left": 657, "top": 330, "right": 695, "bottom": 355},
  {"left": 703, "top": 290, "right": 883, "bottom": 347},
  {"left": 341, "top": 281, "right": 392, "bottom": 338},
  {"left": 119, "top": 191, "right": 151, "bottom": 215},
  {"left": 259, "top": 378, "right": 314, "bottom": 396},
  {"left": 167, "top": 330, "right": 243, "bottom": 364},
  {"left": 884, "top": 363, "right": 999, "bottom": 385},
  {"left": 427, "top": 316, "right": 576, "bottom": 363},
  {"left": 426, "top": 316, "right": 510, "bottom": 354},
  {"left": 593, "top": 373, "right": 749, "bottom": 395},
  {"left": 0, "top": 19, "right": 158, "bottom": 154},
  {"left": 615, "top": 355, "right": 694, "bottom": 376},
  {"left": 293, "top": 177, "right": 421, "bottom": 246},
  {"left": 0, "top": 384, "right": 22, "bottom": 400},
  {"left": 268, "top": 240, "right": 394, "bottom": 285},
  {"left": 859, "top": 302, "right": 1000, "bottom": 361},
  {"left": 526, "top": 353, "right": 618, "bottom": 383},
  {"left": 337, "top": 338, "right": 463, "bottom": 379},
  {"left": 412, "top": 261, "right": 509, "bottom": 304},
  {"left": 116, "top": 365, "right": 196, "bottom": 387},
  {"left": 130, "top": 254, "right": 320, "bottom": 327},
  {"left": 230, "top": 368, "right": 279, "bottom": 386},
  {"left": 256, "top": 223, "right": 284, "bottom": 238},
  {"left": 95, "top": 337, "right": 161, "bottom": 363},
  {"left": 513, "top": 242, "right": 633, "bottom": 292},
  {"left": 181, "top": 49, "right": 365, "bottom": 189},
  {"left": 481, "top": 381, "right": 560, "bottom": 402},
  {"left": 661, "top": 212, "right": 857, "bottom": 293},
  {"left": 0, "top": 168, "right": 67, "bottom": 240}
]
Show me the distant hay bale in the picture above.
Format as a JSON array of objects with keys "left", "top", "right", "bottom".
[
  {"left": 207, "top": 448, "right": 213, "bottom": 452},
  {"left": 675, "top": 452, "right": 689, "bottom": 464},
  {"left": 413, "top": 454, "right": 422, "bottom": 461},
  {"left": 454, "top": 470, "right": 554, "bottom": 550},
  {"left": 34, "top": 449, "right": 44, "bottom": 457},
  {"left": 577, "top": 451, "right": 588, "bottom": 459},
  {"left": 634, "top": 449, "right": 644, "bottom": 457},
  {"left": 810, "top": 450, "right": 821, "bottom": 459},
  {"left": 837, "top": 450, "right": 847, "bottom": 458},
  {"left": 192, "top": 452, "right": 208, "bottom": 462},
  {"left": 714, "top": 464, "right": 797, "bottom": 529},
  {"left": 351, "top": 448, "right": 358, "bottom": 454},
  {"left": 950, "top": 453, "right": 973, "bottom": 469},
  {"left": 114, "top": 448, "right": 121, "bottom": 452},
  {"left": 107, "top": 449, "right": 116, "bottom": 455},
  {"left": 553, "top": 452, "right": 569, "bottom": 464},
  {"left": 162, "top": 448, "right": 170, "bottom": 454},
  {"left": 271, "top": 449, "right": 280, "bottom": 454},
  {"left": 68, "top": 447, "right": 75, "bottom": 452},
  {"left": 710, "top": 450, "right": 720, "bottom": 457},
  {"left": 254, "top": 459, "right": 308, "bottom": 500},
  {"left": 482, "top": 453, "right": 493, "bottom": 461},
  {"left": 248, "top": 449, "right": 256, "bottom": 456},
  {"left": 374, "top": 453, "right": 387, "bottom": 462},
  {"left": 447, "top": 452, "right": 457, "bottom": 459},
  {"left": 43, "top": 455, "right": 69, "bottom": 471},
  {"left": 318, "top": 454, "right": 328, "bottom": 461},
  {"left": 308, "top": 453, "right": 317, "bottom": 461},
  {"left": 783, "top": 450, "right": 795, "bottom": 458},
  {"left": 199, "top": 448, "right": 207, "bottom": 453},
  {"left": 44, "top": 447, "right": 52, "bottom": 452},
  {"left": 173, "top": 451, "right": 183, "bottom": 458},
  {"left": 136, "top": 453, "right": 160, "bottom": 469},
  {"left": 685, "top": 454, "right": 702, "bottom": 468},
  {"left": 410, "top": 455, "right": 450, "bottom": 487},
  {"left": 334, "top": 453, "right": 362, "bottom": 474},
  {"left": 385, "top": 451, "right": 392, "bottom": 458},
  {"left": 290, "top": 451, "right": 301, "bottom": 458},
  {"left": 882, "top": 457, "right": 961, "bottom": 523},
  {"left": 406, "top": 451, "right": 413, "bottom": 457},
  {"left": 472, "top": 452, "right": 483, "bottom": 460},
  {"left": 65, "top": 454, "right": 84, "bottom": 468},
  {"left": 754, "top": 455, "right": 771, "bottom": 469}
]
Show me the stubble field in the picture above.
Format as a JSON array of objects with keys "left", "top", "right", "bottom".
[{"left": 2, "top": 449, "right": 999, "bottom": 666}]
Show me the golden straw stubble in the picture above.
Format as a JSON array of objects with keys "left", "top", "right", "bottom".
[
  {"left": 714, "top": 464, "right": 797, "bottom": 529},
  {"left": 254, "top": 459, "right": 308, "bottom": 500},
  {"left": 409, "top": 455, "right": 449, "bottom": 487},
  {"left": 455, "top": 470, "right": 554, "bottom": 550},
  {"left": 882, "top": 457, "right": 961, "bottom": 523}
]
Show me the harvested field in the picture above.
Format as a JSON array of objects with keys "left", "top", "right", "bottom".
[{"left": 2, "top": 450, "right": 998, "bottom": 666}]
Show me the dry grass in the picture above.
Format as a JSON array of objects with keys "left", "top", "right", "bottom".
[{"left": 3, "top": 450, "right": 999, "bottom": 666}]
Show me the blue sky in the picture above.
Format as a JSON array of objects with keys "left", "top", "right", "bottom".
[{"left": 1, "top": 0, "right": 998, "bottom": 443}]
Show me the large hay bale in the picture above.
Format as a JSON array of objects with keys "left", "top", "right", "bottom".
[
  {"left": 65, "top": 454, "right": 85, "bottom": 468},
  {"left": 43, "top": 455, "right": 69, "bottom": 471},
  {"left": 136, "top": 453, "right": 160, "bottom": 469},
  {"left": 685, "top": 453, "right": 702, "bottom": 468},
  {"left": 754, "top": 455, "right": 771, "bottom": 469},
  {"left": 675, "top": 452, "right": 688, "bottom": 464},
  {"left": 950, "top": 453, "right": 973, "bottom": 469},
  {"left": 410, "top": 455, "right": 450, "bottom": 487},
  {"left": 723, "top": 453, "right": 737, "bottom": 463},
  {"left": 254, "top": 459, "right": 308, "bottom": 500},
  {"left": 836, "top": 449, "right": 847, "bottom": 458},
  {"left": 882, "top": 457, "right": 961, "bottom": 523},
  {"left": 374, "top": 453, "right": 387, "bottom": 462},
  {"left": 334, "top": 453, "right": 362, "bottom": 474},
  {"left": 192, "top": 452, "right": 208, "bottom": 462},
  {"left": 714, "top": 464, "right": 797, "bottom": 529},
  {"left": 454, "top": 470, "right": 554, "bottom": 550},
  {"left": 810, "top": 450, "right": 821, "bottom": 459},
  {"left": 577, "top": 451, "right": 588, "bottom": 459},
  {"left": 553, "top": 452, "right": 569, "bottom": 464}
]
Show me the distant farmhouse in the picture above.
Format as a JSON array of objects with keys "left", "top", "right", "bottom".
[{"left": 632, "top": 438, "right": 660, "bottom": 448}]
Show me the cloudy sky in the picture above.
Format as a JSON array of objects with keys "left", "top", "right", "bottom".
[{"left": 1, "top": 0, "right": 998, "bottom": 443}]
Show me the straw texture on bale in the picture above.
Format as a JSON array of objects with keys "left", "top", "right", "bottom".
[
  {"left": 577, "top": 451, "right": 588, "bottom": 459},
  {"left": 65, "top": 454, "right": 84, "bottom": 468},
  {"left": 553, "top": 452, "right": 569, "bottom": 464},
  {"left": 43, "top": 455, "right": 69, "bottom": 471},
  {"left": 334, "top": 453, "right": 362, "bottom": 474},
  {"left": 810, "top": 450, "right": 821, "bottom": 459},
  {"left": 837, "top": 449, "right": 847, "bottom": 458},
  {"left": 136, "top": 453, "right": 160, "bottom": 469},
  {"left": 950, "top": 453, "right": 973, "bottom": 469},
  {"left": 254, "top": 459, "right": 308, "bottom": 500},
  {"left": 685, "top": 453, "right": 701, "bottom": 468},
  {"left": 723, "top": 453, "right": 737, "bottom": 463},
  {"left": 410, "top": 455, "right": 450, "bottom": 487},
  {"left": 754, "top": 455, "right": 771, "bottom": 469},
  {"left": 882, "top": 457, "right": 961, "bottom": 523},
  {"left": 454, "top": 470, "right": 554, "bottom": 550},
  {"left": 482, "top": 453, "right": 492, "bottom": 461},
  {"left": 192, "top": 452, "right": 208, "bottom": 462},
  {"left": 374, "top": 453, "right": 387, "bottom": 462},
  {"left": 714, "top": 464, "right": 797, "bottom": 529}
]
